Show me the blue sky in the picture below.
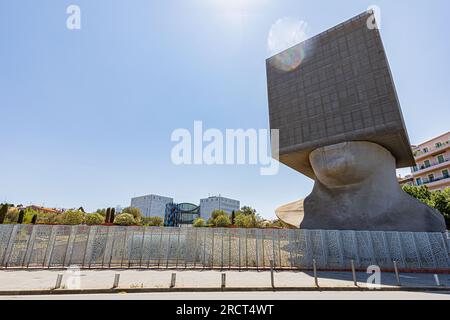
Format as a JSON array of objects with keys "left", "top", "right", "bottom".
[{"left": 1, "top": 0, "right": 449, "bottom": 218}]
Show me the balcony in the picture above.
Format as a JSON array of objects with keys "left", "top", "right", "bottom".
[
  {"left": 413, "top": 140, "right": 450, "bottom": 160},
  {"left": 419, "top": 175, "right": 450, "bottom": 187},
  {"left": 412, "top": 157, "right": 450, "bottom": 174}
]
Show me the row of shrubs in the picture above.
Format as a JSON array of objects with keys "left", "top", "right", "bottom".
[
  {"left": 0, "top": 205, "right": 164, "bottom": 227},
  {"left": 193, "top": 208, "right": 293, "bottom": 229}
]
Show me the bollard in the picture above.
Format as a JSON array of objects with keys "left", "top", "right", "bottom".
[
  {"left": 313, "top": 259, "right": 319, "bottom": 288},
  {"left": 221, "top": 273, "right": 226, "bottom": 289},
  {"left": 351, "top": 260, "right": 357, "bottom": 287},
  {"left": 54, "top": 274, "right": 63, "bottom": 289},
  {"left": 270, "top": 260, "right": 275, "bottom": 289},
  {"left": 434, "top": 274, "right": 441, "bottom": 287},
  {"left": 393, "top": 261, "right": 401, "bottom": 286},
  {"left": 170, "top": 273, "right": 176, "bottom": 288},
  {"left": 113, "top": 273, "right": 120, "bottom": 289}
]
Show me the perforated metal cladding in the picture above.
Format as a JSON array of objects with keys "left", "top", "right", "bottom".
[
  {"left": 0, "top": 225, "right": 448, "bottom": 271},
  {"left": 266, "top": 12, "right": 414, "bottom": 177}
]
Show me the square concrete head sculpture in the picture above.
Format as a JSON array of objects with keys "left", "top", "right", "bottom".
[{"left": 267, "top": 11, "right": 446, "bottom": 232}]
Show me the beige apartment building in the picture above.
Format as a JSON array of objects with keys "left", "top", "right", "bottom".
[{"left": 401, "top": 132, "right": 450, "bottom": 191}]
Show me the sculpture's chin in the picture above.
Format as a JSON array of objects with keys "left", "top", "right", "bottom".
[{"left": 310, "top": 144, "right": 372, "bottom": 187}]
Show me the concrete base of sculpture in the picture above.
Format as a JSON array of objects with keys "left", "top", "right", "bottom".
[{"left": 276, "top": 141, "right": 446, "bottom": 232}]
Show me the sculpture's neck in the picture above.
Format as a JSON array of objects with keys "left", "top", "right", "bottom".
[{"left": 311, "top": 169, "right": 402, "bottom": 214}]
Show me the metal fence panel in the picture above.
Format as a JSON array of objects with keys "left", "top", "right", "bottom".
[
  {"left": 370, "top": 231, "right": 391, "bottom": 269},
  {"left": 108, "top": 226, "right": 128, "bottom": 268},
  {"left": 48, "top": 225, "right": 72, "bottom": 268},
  {"left": 309, "top": 230, "right": 326, "bottom": 268},
  {"left": 384, "top": 231, "right": 405, "bottom": 269},
  {"left": 399, "top": 232, "right": 421, "bottom": 269},
  {"left": 6, "top": 225, "right": 33, "bottom": 268},
  {"left": 428, "top": 232, "right": 450, "bottom": 269},
  {"left": 355, "top": 231, "right": 376, "bottom": 268},
  {"left": 26, "top": 225, "right": 52, "bottom": 268},
  {"left": 340, "top": 230, "right": 359, "bottom": 268},
  {"left": 86, "top": 226, "right": 110, "bottom": 268},
  {"left": 278, "top": 229, "right": 291, "bottom": 268},
  {"left": 0, "top": 225, "right": 15, "bottom": 267},
  {"left": 414, "top": 232, "right": 436, "bottom": 270},
  {"left": 0, "top": 225, "right": 448, "bottom": 271},
  {"left": 127, "top": 227, "right": 146, "bottom": 268},
  {"left": 245, "top": 229, "right": 257, "bottom": 268}
]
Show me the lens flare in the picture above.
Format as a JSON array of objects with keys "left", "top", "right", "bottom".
[
  {"left": 267, "top": 17, "right": 310, "bottom": 72},
  {"left": 271, "top": 44, "right": 306, "bottom": 72}
]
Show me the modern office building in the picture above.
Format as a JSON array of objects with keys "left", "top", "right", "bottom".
[
  {"left": 131, "top": 194, "right": 241, "bottom": 223},
  {"left": 130, "top": 194, "right": 173, "bottom": 218},
  {"left": 164, "top": 203, "right": 200, "bottom": 227},
  {"left": 199, "top": 196, "right": 240, "bottom": 221},
  {"left": 408, "top": 132, "right": 450, "bottom": 191}
]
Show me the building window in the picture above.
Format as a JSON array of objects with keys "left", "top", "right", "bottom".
[
  {"left": 416, "top": 178, "right": 422, "bottom": 186},
  {"left": 424, "top": 160, "right": 431, "bottom": 168},
  {"left": 428, "top": 174, "right": 434, "bottom": 182},
  {"left": 423, "top": 147, "right": 429, "bottom": 153},
  {"left": 435, "top": 142, "right": 443, "bottom": 148},
  {"left": 443, "top": 169, "right": 449, "bottom": 179},
  {"left": 437, "top": 154, "right": 445, "bottom": 164}
]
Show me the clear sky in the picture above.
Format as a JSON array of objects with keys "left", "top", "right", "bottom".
[{"left": 1, "top": 0, "right": 449, "bottom": 218}]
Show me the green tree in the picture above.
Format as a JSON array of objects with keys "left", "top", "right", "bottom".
[
  {"left": 31, "top": 214, "right": 38, "bottom": 225},
  {"left": 193, "top": 217, "right": 206, "bottom": 227},
  {"left": 207, "top": 210, "right": 231, "bottom": 227},
  {"left": 96, "top": 208, "right": 106, "bottom": 217},
  {"left": 62, "top": 210, "right": 85, "bottom": 225},
  {"left": 431, "top": 189, "right": 450, "bottom": 216},
  {"left": 105, "top": 209, "right": 110, "bottom": 224},
  {"left": 231, "top": 210, "right": 236, "bottom": 225},
  {"left": 240, "top": 206, "right": 257, "bottom": 216},
  {"left": 210, "top": 210, "right": 228, "bottom": 220},
  {"left": 402, "top": 185, "right": 433, "bottom": 206},
  {"left": 402, "top": 185, "right": 450, "bottom": 229},
  {"left": 110, "top": 208, "right": 115, "bottom": 223},
  {"left": 85, "top": 213, "right": 104, "bottom": 225},
  {"left": 214, "top": 214, "right": 231, "bottom": 227},
  {"left": 0, "top": 204, "right": 8, "bottom": 224},
  {"left": 17, "top": 210, "right": 25, "bottom": 224},
  {"left": 235, "top": 213, "right": 253, "bottom": 228},
  {"left": 122, "top": 207, "right": 142, "bottom": 222},
  {"left": 114, "top": 213, "right": 136, "bottom": 226}
]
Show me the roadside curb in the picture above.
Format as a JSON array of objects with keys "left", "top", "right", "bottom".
[{"left": 0, "top": 286, "right": 449, "bottom": 296}]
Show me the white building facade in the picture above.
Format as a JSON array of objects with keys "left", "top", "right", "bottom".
[
  {"left": 199, "top": 196, "right": 240, "bottom": 221},
  {"left": 130, "top": 194, "right": 173, "bottom": 218}
]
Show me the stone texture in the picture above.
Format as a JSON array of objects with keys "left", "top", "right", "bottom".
[
  {"left": 276, "top": 141, "right": 447, "bottom": 232},
  {"left": 266, "top": 11, "right": 415, "bottom": 178}
]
